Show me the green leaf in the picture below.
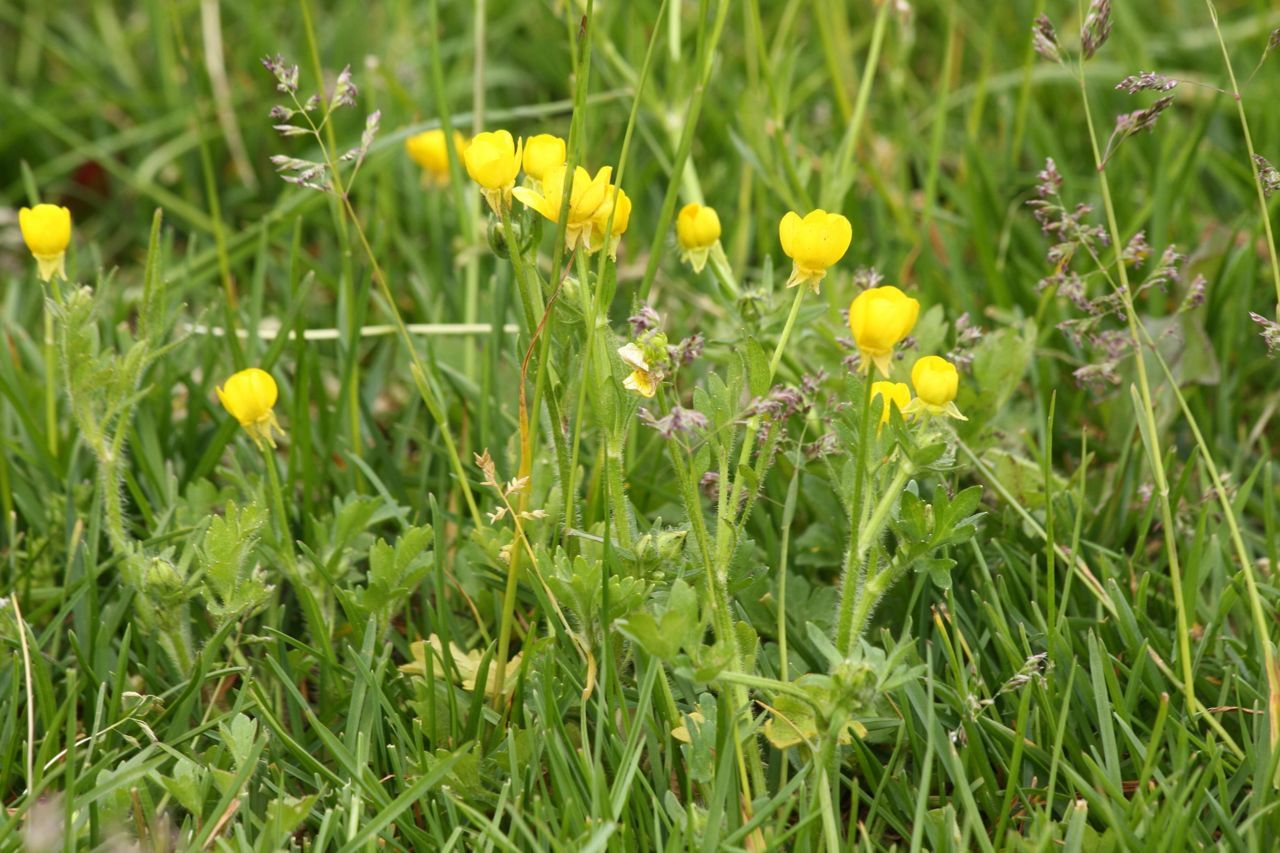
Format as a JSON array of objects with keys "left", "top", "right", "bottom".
[
  {"left": 744, "top": 336, "right": 771, "bottom": 397},
  {"left": 218, "top": 713, "right": 259, "bottom": 772},
  {"left": 619, "top": 578, "right": 701, "bottom": 661}
]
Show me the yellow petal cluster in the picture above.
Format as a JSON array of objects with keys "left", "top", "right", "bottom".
[
  {"left": 522, "top": 134, "right": 567, "bottom": 183},
  {"left": 904, "top": 356, "right": 966, "bottom": 421},
  {"left": 676, "top": 203, "right": 721, "bottom": 273},
  {"left": 216, "top": 368, "right": 284, "bottom": 448},
  {"left": 464, "top": 130, "right": 522, "bottom": 213},
  {"left": 779, "top": 209, "right": 852, "bottom": 292},
  {"left": 19, "top": 204, "right": 73, "bottom": 283},
  {"left": 588, "top": 184, "right": 632, "bottom": 260},
  {"left": 513, "top": 165, "right": 613, "bottom": 252},
  {"left": 870, "top": 381, "right": 911, "bottom": 430},
  {"left": 848, "top": 285, "right": 920, "bottom": 376},
  {"left": 406, "top": 129, "right": 467, "bottom": 185}
]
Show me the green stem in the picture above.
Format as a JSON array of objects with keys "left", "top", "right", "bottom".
[
  {"left": 1078, "top": 71, "right": 1198, "bottom": 719},
  {"left": 637, "top": 0, "right": 733, "bottom": 301},
  {"left": 833, "top": 371, "right": 876, "bottom": 653},
  {"left": 298, "top": 0, "right": 362, "bottom": 464},
  {"left": 261, "top": 443, "right": 296, "bottom": 572},
  {"left": 1136, "top": 319, "right": 1279, "bottom": 756},
  {"left": 1204, "top": 0, "right": 1280, "bottom": 316},
  {"left": 769, "top": 284, "right": 808, "bottom": 377},
  {"left": 836, "top": 462, "right": 912, "bottom": 653},
  {"left": 43, "top": 300, "right": 57, "bottom": 459},
  {"left": 338, "top": 193, "right": 482, "bottom": 528},
  {"left": 716, "top": 285, "right": 808, "bottom": 569},
  {"left": 605, "top": 439, "right": 632, "bottom": 549}
]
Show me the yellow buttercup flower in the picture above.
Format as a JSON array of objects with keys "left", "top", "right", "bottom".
[
  {"left": 513, "top": 164, "right": 612, "bottom": 251},
  {"left": 676, "top": 203, "right": 721, "bottom": 273},
  {"left": 904, "top": 356, "right": 966, "bottom": 421},
  {"left": 464, "top": 129, "right": 522, "bottom": 213},
  {"left": 522, "top": 134, "right": 566, "bottom": 183},
  {"left": 779, "top": 209, "right": 852, "bottom": 292},
  {"left": 19, "top": 204, "right": 72, "bottom": 283},
  {"left": 848, "top": 285, "right": 920, "bottom": 377},
  {"left": 406, "top": 129, "right": 467, "bottom": 185},
  {"left": 870, "top": 381, "right": 911, "bottom": 430},
  {"left": 216, "top": 368, "right": 284, "bottom": 448},
  {"left": 589, "top": 184, "right": 631, "bottom": 260}
]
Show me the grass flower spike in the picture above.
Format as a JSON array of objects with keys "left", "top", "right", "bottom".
[
  {"left": 217, "top": 368, "right": 284, "bottom": 447},
  {"left": 513, "top": 164, "right": 612, "bottom": 251},
  {"left": 848, "top": 285, "right": 920, "bottom": 376},
  {"left": 676, "top": 203, "right": 721, "bottom": 272},
  {"left": 464, "top": 129, "right": 522, "bottom": 213},
  {"left": 19, "top": 204, "right": 72, "bottom": 282},
  {"left": 779, "top": 209, "right": 852, "bottom": 292},
  {"left": 589, "top": 184, "right": 631, "bottom": 259},
  {"left": 406, "top": 129, "right": 467, "bottom": 185},
  {"left": 870, "top": 381, "right": 911, "bottom": 429},
  {"left": 904, "top": 356, "right": 966, "bottom": 421},
  {"left": 522, "top": 134, "right": 566, "bottom": 183}
]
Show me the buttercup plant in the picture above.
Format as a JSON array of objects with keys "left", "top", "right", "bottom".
[
  {"left": 464, "top": 129, "right": 522, "bottom": 213},
  {"left": 848, "top": 284, "right": 920, "bottom": 376},
  {"left": 18, "top": 203, "right": 72, "bottom": 283},
  {"left": 779, "top": 209, "right": 853, "bottom": 292},
  {"left": 521, "top": 133, "right": 567, "bottom": 184},
  {"left": 513, "top": 164, "right": 614, "bottom": 251},
  {"left": 19, "top": 201, "right": 72, "bottom": 457},
  {"left": 216, "top": 368, "right": 283, "bottom": 449},
  {"left": 904, "top": 355, "right": 966, "bottom": 421},
  {"left": 676, "top": 202, "right": 721, "bottom": 273},
  {"left": 405, "top": 128, "right": 467, "bottom": 185}
]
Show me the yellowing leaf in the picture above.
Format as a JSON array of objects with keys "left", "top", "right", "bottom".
[{"left": 400, "top": 635, "right": 522, "bottom": 699}]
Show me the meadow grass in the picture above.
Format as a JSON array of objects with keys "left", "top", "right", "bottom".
[{"left": 4, "top": 0, "right": 1280, "bottom": 849}]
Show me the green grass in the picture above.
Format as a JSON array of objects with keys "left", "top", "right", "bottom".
[{"left": 4, "top": 0, "right": 1280, "bottom": 849}]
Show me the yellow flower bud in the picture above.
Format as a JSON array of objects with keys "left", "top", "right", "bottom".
[
  {"left": 464, "top": 130, "right": 522, "bottom": 213},
  {"left": 405, "top": 129, "right": 467, "bottom": 185},
  {"left": 522, "top": 134, "right": 566, "bottom": 183},
  {"left": 848, "top": 285, "right": 920, "bottom": 377},
  {"left": 676, "top": 203, "right": 721, "bottom": 272},
  {"left": 513, "top": 164, "right": 612, "bottom": 251},
  {"left": 19, "top": 204, "right": 72, "bottom": 283},
  {"left": 778, "top": 209, "right": 852, "bottom": 292},
  {"left": 216, "top": 368, "right": 284, "bottom": 448},
  {"left": 870, "top": 381, "right": 911, "bottom": 429},
  {"left": 588, "top": 183, "right": 631, "bottom": 260},
  {"left": 904, "top": 356, "right": 966, "bottom": 421}
]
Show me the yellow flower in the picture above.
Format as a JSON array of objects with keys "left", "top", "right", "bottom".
[
  {"left": 405, "top": 129, "right": 467, "bottom": 185},
  {"left": 464, "top": 129, "right": 522, "bottom": 213},
  {"left": 19, "top": 204, "right": 72, "bottom": 283},
  {"left": 904, "top": 356, "right": 966, "bottom": 421},
  {"left": 870, "top": 381, "right": 911, "bottom": 429},
  {"left": 216, "top": 368, "right": 284, "bottom": 448},
  {"left": 848, "top": 285, "right": 920, "bottom": 377},
  {"left": 522, "top": 134, "right": 566, "bottom": 183},
  {"left": 513, "top": 164, "right": 612, "bottom": 251},
  {"left": 779, "top": 209, "right": 852, "bottom": 292},
  {"left": 588, "top": 183, "right": 631, "bottom": 260},
  {"left": 676, "top": 203, "right": 721, "bottom": 273},
  {"left": 618, "top": 342, "right": 658, "bottom": 398}
]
